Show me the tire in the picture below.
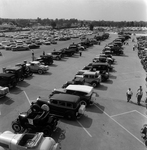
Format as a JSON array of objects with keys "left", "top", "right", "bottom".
[
  {"left": 12, "top": 122, "right": 22, "bottom": 132},
  {"left": 38, "top": 69, "right": 43, "bottom": 74},
  {"left": 80, "top": 101, "right": 87, "bottom": 106},
  {"left": 65, "top": 111, "right": 74, "bottom": 120},
  {"left": 19, "top": 76, "right": 24, "bottom": 81},
  {"left": 43, "top": 125, "right": 52, "bottom": 136},
  {"left": 92, "top": 82, "right": 98, "bottom": 88}
]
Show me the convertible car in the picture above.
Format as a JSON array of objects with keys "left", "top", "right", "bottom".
[{"left": 0, "top": 131, "right": 59, "bottom": 150}]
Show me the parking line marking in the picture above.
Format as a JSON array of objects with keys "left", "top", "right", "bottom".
[
  {"left": 94, "top": 104, "right": 144, "bottom": 145},
  {"left": 23, "top": 91, "right": 31, "bottom": 105},
  {"left": 77, "top": 120, "right": 92, "bottom": 137},
  {"left": 134, "top": 110, "right": 147, "bottom": 119},
  {"left": 110, "top": 110, "right": 136, "bottom": 118}
]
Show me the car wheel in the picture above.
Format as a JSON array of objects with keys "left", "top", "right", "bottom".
[
  {"left": 92, "top": 82, "right": 98, "bottom": 88},
  {"left": 12, "top": 122, "right": 22, "bottom": 132},
  {"left": 43, "top": 125, "right": 52, "bottom": 136},
  {"left": 65, "top": 111, "right": 74, "bottom": 120},
  {"left": 38, "top": 69, "right": 43, "bottom": 74},
  {"left": 80, "top": 101, "right": 87, "bottom": 106},
  {"left": 20, "top": 76, "right": 24, "bottom": 81}
]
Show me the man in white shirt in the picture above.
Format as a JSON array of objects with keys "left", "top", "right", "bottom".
[{"left": 126, "top": 88, "right": 133, "bottom": 102}]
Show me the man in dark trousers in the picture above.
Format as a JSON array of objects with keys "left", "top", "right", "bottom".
[
  {"left": 126, "top": 88, "right": 133, "bottom": 102},
  {"left": 136, "top": 86, "right": 143, "bottom": 105}
]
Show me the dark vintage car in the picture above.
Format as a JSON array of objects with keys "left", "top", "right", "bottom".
[
  {"left": 12, "top": 103, "right": 59, "bottom": 136},
  {"left": 28, "top": 43, "right": 40, "bottom": 49},
  {"left": 48, "top": 94, "right": 85, "bottom": 120},
  {"left": 51, "top": 51, "right": 64, "bottom": 60},
  {"left": 0, "top": 73, "right": 18, "bottom": 88},
  {"left": 36, "top": 55, "right": 54, "bottom": 65},
  {"left": 4, "top": 66, "right": 25, "bottom": 82}
]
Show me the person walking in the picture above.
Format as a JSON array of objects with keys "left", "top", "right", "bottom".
[
  {"left": 126, "top": 88, "right": 133, "bottom": 102},
  {"left": 136, "top": 86, "right": 143, "bottom": 105},
  {"left": 79, "top": 51, "right": 82, "bottom": 56}
]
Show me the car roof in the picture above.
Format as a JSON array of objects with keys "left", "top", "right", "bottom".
[
  {"left": 83, "top": 71, "right": 97, "bottom": 75},
  {"left": 6, "top": 66, "right": 21, "bottom": 70},
  {"left": 66, "top": 85, "right": 93, "bottom": 93},
  {"left": 92, "top": 62, "right": 108, "bottom": 66},
  {"left": 50, "top": 93, "right": 80, "bottom": 102},
  {"left": 0, "top": 73, "right": 14, "bottom": 77},
  {"left": 29, "top": 61, "right": 40, "bottom": 64}
]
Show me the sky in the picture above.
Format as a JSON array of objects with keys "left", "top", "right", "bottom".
[{"left": 0, "top": 0, "right": 147, "bottom": 21}]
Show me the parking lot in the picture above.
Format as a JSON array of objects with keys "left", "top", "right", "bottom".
[{"left": 0, "top": 32, "right": 147, "bottom": 150}]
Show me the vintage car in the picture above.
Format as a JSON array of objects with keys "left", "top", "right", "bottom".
[
  {"left": 12, "top": 105, "right": 58, "bottom": 136},
  {"left": 50, "top": 84, "right": 97, "bottom": 106},
  {"left": 50, "top": 51, "right": 63, "bottom": 60},
  {"left": 26, "top": 61, "right": 49, "bottom": 74},
  {"left": 12, "top": 44, "right": 30, "bottom": 51},
  {"left": 4, "top": 66, "right": 25, "bottom": 82},
  {"left": 36, "top": 55, "right": 54, "bottom": 65},
  {"left": 0, "top": 131, "right": 59, "bottom": 150},
  {"left": 0, "top": 86, "right": 9, "bottom": 98},
  {"left": 82, "top": 71, "right": 101, "bottom": 87},
  {"left": 48, "top": 94, "right": 85, "bottom": 120},
  {"left": 0, "top": 73, "right": 18, "bottom": 88}
]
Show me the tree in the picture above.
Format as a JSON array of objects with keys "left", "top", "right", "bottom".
[
  {"left": 51, "top": 21, "right": 56, "bottom": 29},
  {"left": 89, "top": 23, "right": 94, "bottom": 31}
]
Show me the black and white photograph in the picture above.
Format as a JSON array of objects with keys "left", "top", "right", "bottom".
[{"left": 0, "top": 0, "right": 147, "bottom": 150}]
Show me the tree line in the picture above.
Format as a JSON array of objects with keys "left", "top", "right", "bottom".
[{"left": 0, "top": 18, "right": 147, "bottom": 29}]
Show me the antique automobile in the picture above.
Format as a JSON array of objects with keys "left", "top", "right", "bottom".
[
  {"left": 4, "top": 66, "right": 25, "bottom": 82},
  {"left": 0, "top": 73, "right": 18, "bottom": 88},
  {"left": 0, "top": 86, "right": 9, "bottom": 98},
  {"left": 12, "top": 104, "right": 59, "bottom": 136},
  {"left": 15, "top": 61, "right": 33, "bottom": 78},
  {"left": 49, "top": 84, "right": 97, "bottom": 106},
  {"left": 0, "top": 131, "right": 59, "bottom": 150},
  {"left": 36, "top": 55, "right": 54, "bottom": 66},
  {"left": 26, "top": 61, "right": 49, "bottom": 74},
  {"left": 48, "top": 94, "right": 86, "bottom": 119}
]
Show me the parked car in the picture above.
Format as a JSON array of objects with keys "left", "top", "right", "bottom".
[
  {"left": 28, "top": 43, "right": 40, "bottom": 49},
  {"left": 4, "top": 66, "right": 25, "bottom": 82},
  {"left": 12, "top": 105, "right": 59, "bottom": 136},
  {"left": 0, "top": 131, "right": 59, "bottom": 150},
  {"left": 48, "top": 94, "right": 86, "bottom": 120},
  {"left": 36, "top": 55, "right": 54, "bottom": 65},
  {"left": 89, "top": 63, "right": 110, "bottom": 81},
  {"left": 51, "top": 51, "right": 63, "bottom": 60},
  {"left": 26, "top": 61, "right": 49, "bottom": 74},
  {"left": 50, "top": 84, "right": 97, "bottom": 106},
  {"left": 12, "top": 44, "right": 30, "bottom": 51},
  {"left": 0, "top": 73, "right": 18, "bottom": 88},
  {"left": 82, "top": 71, "right": 101, "bottom": 87},
  {"left": 0, "top": 86, "right": 9, "bottom": 98}
]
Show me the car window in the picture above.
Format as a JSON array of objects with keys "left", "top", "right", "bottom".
[
  {"left": 66, "top": 90, "right": 75, "bottom": 95},
  {"left": 52, "top": 100, "right": 58, "bottom": 104},
  {"left": 58, "top": 101, "right": 66, "bottom": 106},
  {"left": 66, "top": 103, "right": 73, "bottom": 108}
]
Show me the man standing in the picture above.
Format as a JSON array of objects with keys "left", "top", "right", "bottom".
[
  {"left": 126, "top": 88, "right": 133, "bottom": 102},
  {"left": 136, "top": 86, "right": 143, "bottom": 105}
]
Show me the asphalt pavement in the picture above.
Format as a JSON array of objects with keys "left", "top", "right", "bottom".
[{"left": 0, "top": 33, "right": 147, "bottom": 150}]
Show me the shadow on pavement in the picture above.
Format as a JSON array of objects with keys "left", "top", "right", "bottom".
[
  {"left": 9, "top": 87, "right": 23, "bottom": 94},
  {"left": 50, "top": 64, "right": 58, "bottom": 67},
  {"left": 86, "top": 103, "right": 105, "bottom": 114},
  {"left": 97, "top": 84, "right": 108, "bottom": 91},
  {"left": 0, "top": 96, "right": 14, "bottom": 105},
  {"left": 130, "top": 101, "right": 145, "bottom": 108},
  {"left": 52, "top": 127, "right": 66, "bottom": 144},
  {"left": 109, "top": 74, "right": 117, "bottom": 79},
  {"left": 103, "top": 79, "right": 113, "bottom": 84},
  {"left": 60, "top": 115, "right": 93, "bottom": 128},
  {"left": 17, "top": 81, "right": 30, "bottom": 88}
]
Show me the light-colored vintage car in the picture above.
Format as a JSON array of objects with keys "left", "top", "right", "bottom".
[
  {"left": 0, "top": 86, "right": 9, "bottom": 98},
  {"left": 26, "top": 61, "right": 49, "bottom": 74},
  {"left": 0, "top": 131, "right": 59, "bottom": 150}
]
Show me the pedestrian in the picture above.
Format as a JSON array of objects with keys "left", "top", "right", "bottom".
[
  {"left": 136, "top": 86, "right": 143, "bottom": 105},
  {"left": 133, "top": 45, "right": 135, "bottom": 51},
  {"left": 126, "top": 88, "right": 133, "bottom": 102},
  {"left": 43, "top": 51, "right": 45, "bottom": 56},
  {"left": 144, "top": 92, "right": 147, "bottom": 110},
  {"left": 32, "top": 50, "right": 34, "bottom": 61},
  {"left": 79, "top": 51, "right": 82, "bottom": 56}
]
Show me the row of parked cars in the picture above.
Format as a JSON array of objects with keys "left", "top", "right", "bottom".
[{"left": 0, "top": 31, "right": 112, "bottom": 150}]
